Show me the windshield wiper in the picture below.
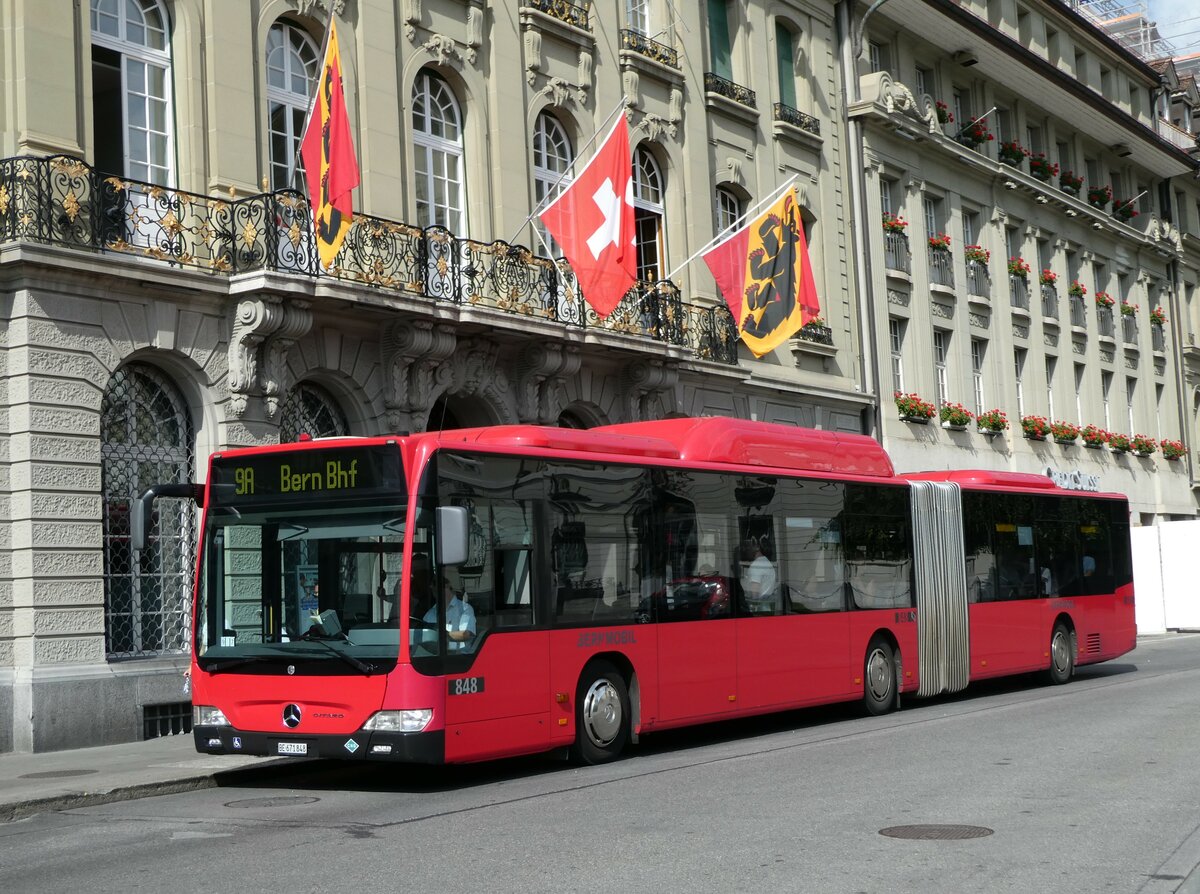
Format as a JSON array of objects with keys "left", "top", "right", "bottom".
[
  {"left": 300, "top": 636, "right": 378, "bottom": 675},
  {"left": 204, "top": 655, "right": 274, "bottom": 674}
]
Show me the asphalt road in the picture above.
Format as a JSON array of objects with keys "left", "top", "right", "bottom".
[{"left": 2, "top": 635, "right": 1199, "bottom": 894}]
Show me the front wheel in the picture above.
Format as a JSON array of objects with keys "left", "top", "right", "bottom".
[
  {"left": 1046, "top": 623, "right": 1075, "bottom": 685},
  {"left": 571, "top": 661, "right": 630, "bottom": 765},
  {"left": 863, "top": 639, "right": 897, "bottom": 716}
]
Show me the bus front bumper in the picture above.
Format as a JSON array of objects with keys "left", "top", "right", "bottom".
[{"left": 193, "top": 725, "right": 445, "bottom": 763}]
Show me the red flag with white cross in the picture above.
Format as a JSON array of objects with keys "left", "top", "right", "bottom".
[{"left": 538, "top": 117, "right": 637, "bottom": 319}]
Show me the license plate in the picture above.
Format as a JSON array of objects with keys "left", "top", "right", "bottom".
[{"left": 277, "top": 742, "right": 308, "bottom": 756}]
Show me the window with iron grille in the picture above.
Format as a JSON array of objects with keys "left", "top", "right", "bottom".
[
  {"left": 1045, "top": 355, "right": 1057, "bottom": 421},
  {"left": 279, "top": 382, "right": 350, "bottom": 441},
  {"left": 143, "top": 702, "right": 192, "bottom": 740},
  {"left": 1102, "top": 370, "right": 1113, "bottom": 429},
  {"left": 971, "top": 338, "right": 986, "bottom": 415},
  {"left": 101, "top": 363, "right": 195, "bottom": 659}
]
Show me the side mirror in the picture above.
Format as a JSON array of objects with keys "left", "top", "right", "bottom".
[
  {"left": 435, "top": 505, "right": 470, "bottom": 566},
  {"left": 131, "top": 483, "right": 204, "bottom": 551}
]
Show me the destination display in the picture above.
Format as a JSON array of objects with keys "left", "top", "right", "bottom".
[{"left": 210, "top": 445, "right": 404, "bottom": 506}]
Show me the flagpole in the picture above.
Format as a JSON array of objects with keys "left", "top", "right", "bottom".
[
  {"left": 294, "top": 8, "right": 338, "bottom": 196},
  {"left": 508, "top": 97, "right": 628, "bottom": 246},
  {"left": 663, "top": 175, "right": 798, "bottom": 282}
]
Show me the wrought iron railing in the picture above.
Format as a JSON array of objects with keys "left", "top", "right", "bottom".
[
  {"left": 884, "top": 231, "right": 910, "bottom": 274},
  {"left": 0, "top": 154, "right": 738, "bottom": 363},
  {"left": 1151, "top": 320, "right": 1166, "bottom": 352},
  {"left": 1009, "top": 276, "right": 1030, "bottom": 310},
  {"left": 797, "top": 323, "right": 834, "bottom": 346},
  {"left": 1041, "top": 284, "right": 1058, "bottom": 319},
  {"left": 928, "top": 247, "right": 954, "bottom": 288},
  {"left": 966, "top": 261, "right": 989, "bottom": 298},
  {"left": 1122, "top": 315, "right": 1138, "bottom": 345},
  {"left": 704, "top": 72, "right": 756, "bottom": 108},
  {"left": 620, "top": 28, "right": 679, "bottom": 67},
  {"left": 523, "top": 0, "right": 590, "bottom": 29},
  {"left": 773, "top": 103, "right": 821, "bottom": 136},
  {"left": 1069, "top": 295, "right": 1087, "bottom": 327},
  {"left": 1097, "top": 307, "right": 1115, "bottom": 338}
]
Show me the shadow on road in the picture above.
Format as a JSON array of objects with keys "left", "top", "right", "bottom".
[{"left": 210, "top": 664, "right": 1133, "bottom": 797}]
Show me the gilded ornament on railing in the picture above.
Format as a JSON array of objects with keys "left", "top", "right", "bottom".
[
  {"left": 61, "top": 190, "right": 81, "bottom": 222},
  {"left": 0, "top": 184, "right": 9, "bottom": 215},
  {"left": 241, "top": 220, "right": 258, "bottom": 246},
  {"left": 287, "top": 221, "right": 302, "bottom": 248},
  {"left": 104, "top": 176, "right": 129, "bottom": 192},
  {"left": 51, "top": 157, "right": 88, "bottom": 178},
  {"left": 436, "top": 256, "right": 450, "bottom": 277},
  {"left": 160, "top": 210, "right": 183, "bottom": 238},
  {"left": 210, "top": 255, "right": 232, "bottom": 272},
  {"left": 198, "top": 221, "right": 215, "bottom": 245}
]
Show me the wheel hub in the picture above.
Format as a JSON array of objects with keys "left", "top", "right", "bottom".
[{"left": 582, "top": 679, "right": 621, "bottom": 746}]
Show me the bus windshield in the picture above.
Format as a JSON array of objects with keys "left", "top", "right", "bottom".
[{"left": 197, "top": 503, "right": 407, "bottom": 673}]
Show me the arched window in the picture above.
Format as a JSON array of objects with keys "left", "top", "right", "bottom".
[
  {"left": 101, "top": 363, "right": 195, "bottom": 658},
  {"left": 267, "top": 21, "right": 320, "bottom": 191},
  {"left": 279, "top": 382, "right": 350, "bottom": 441},
  {"left": 715, "top": 185, "right": 743, "bottom": 236},
  {"left": 90, "top": 0, "right": 173, "bottom": 183},
  {"left": 412, "top": 70, "right": 466, "bottom": 231},
  {"left": 633, "top": 145, "right": 665, "bottom": 282},
  {"left": 532, "top": 111, "right": 574, "bottom": 256}
]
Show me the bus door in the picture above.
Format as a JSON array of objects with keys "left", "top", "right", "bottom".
[
  {"left": 651, "top": 485, "right": 738, "bottom": 723},
  {"left": 431, "top": 470, "right": 551, "bottom": 762}
]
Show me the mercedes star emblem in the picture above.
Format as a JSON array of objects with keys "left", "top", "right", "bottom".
[{"left": 283, "top": 704, "right": 302, "bottom": 728}]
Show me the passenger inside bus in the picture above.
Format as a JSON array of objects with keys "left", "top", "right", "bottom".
[{"left": 741, "top": 537, "right": 778, "bottom": 613}]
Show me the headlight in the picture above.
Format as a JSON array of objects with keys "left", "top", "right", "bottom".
[
  {"left": 362, "top": 709, "right": 433, "bottom": 733},
  {"left": 193, "top": 705, "right": 230, "bottom": 727}
]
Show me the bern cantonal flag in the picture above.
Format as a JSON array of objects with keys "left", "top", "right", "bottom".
[
  {"left": 300, "top": 19, "right": 360, "bottom": 270},
  {"left": 538, "top": 117, "right": 637, "bottom": 319},
  {"left": 702, "top": 187, "right": 821, "bottom": 358}
]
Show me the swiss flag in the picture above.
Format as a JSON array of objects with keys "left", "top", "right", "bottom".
[{"left": 539, "top": 117, "right": 637, "bottom": 319}]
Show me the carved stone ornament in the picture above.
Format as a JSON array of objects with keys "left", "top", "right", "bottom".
[
  {"left": 381, "top": 319, "right": 456, "bottom": 433},
  {"left": 516, "top": 343, "right": 581, "bottom": 424},
  {"left": 535, "top": 76, "right": 582, "bottom": 109},
  {"left": 622, "top": 359, "right": 679, "bottom": 422},
  {"left": 423, "top": 33, "right": 462, "bottom": 66},
  {"left": 294, "top": 0, "right": 346, "bottom": 16},
  {"left": 228, "top": 296, "right": 313, "bottom": 418},
  {"left": 404, "top": 0, "right": 421, "bottom": 41},
  {"left": 639, "top": 112, "right": 677, "bottom": 142},
  {"left": 857, "top": 72, "right": 943, "bottom": 137}
]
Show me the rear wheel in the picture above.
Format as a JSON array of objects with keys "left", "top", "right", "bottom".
[
  {"left": 863, "top": 638, "right": 897, "bottom": 716},
  {"left": 571, "top": 661, "right": 630, "bottom": 765},
  {"left": 1046, "top": 622, "right": 1075, "bottom": 685}
]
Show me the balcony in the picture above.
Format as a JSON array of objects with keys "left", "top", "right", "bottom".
[
  {"left": 0, "top": 154, "right": 738, "bottom": 364},
  {"left": 965, "top": 261, "right": 989, "bottom": 298},
  {"left": 1009, "top": 276, "right": 1030, "bottom": 311},
  {"left": 1151, "top": 320, "right": 1166, "bottom": 352},
  {"left": 1069, "top": 295, "right": 1087, "bottom": 328},
  {"left": 884, "top": 231, "right": 910, "bottom": 274},
  {"left": 1122, "top": 314, "right": 1139, "bottom": 345},
  {"left": 927, "top": 246, "right": 954, "bottom": 289},
  {"left": 773, "top": 103, "right": 820, "bottom": 136},
  {"left": 1097, "top": 307, "right": 1115, "bottom": 338},
  {"left": 522, "top": 0, "right": 590, "bottom": 30},
  {"left": 1040, "top": 284, "right": 1058, "bottom": 320},
  {"left": 619, "top": 28, "right": 678, "bottom": 68},
  {"left": 704, "top": 72, "right": 756, "bottom": 110}
]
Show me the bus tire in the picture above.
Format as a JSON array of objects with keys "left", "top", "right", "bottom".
[
  {"left": 1046, "top": 622, "right": 1074, "bottom": 685},
  {"left": 571, "top": 661, "right": 630, "bottom": 765},
  {"left": 863, "top": 638, "right": 897, "bottom": 716}
]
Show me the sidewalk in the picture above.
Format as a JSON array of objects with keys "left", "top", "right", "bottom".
[{"left": 0, "top": 734, "right": 299, "bottom": 823}]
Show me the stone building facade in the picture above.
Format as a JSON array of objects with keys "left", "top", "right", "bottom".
[
  {"left": 852, "top": 0, "right": 1200, "bottom": 522},
  {"left": 1, "top": 0, "right": 1197, "bottom": 754},
  {"left": 0, "top": 0, "right": 864, "bottom": 751}
]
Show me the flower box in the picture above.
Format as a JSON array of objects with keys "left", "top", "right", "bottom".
[
  {"left": 1029, "top": 154, "right": 1059, "bottom": 182},
  {"left": 998, "top": 140, "right": 1029, "bottom": 167},
  {"left": 1008, "top": 257, "right": 1031, "bottom": 279},
  {"left": 1162, "top": 438, "right": 1185, "bottom": 460},
  {"left": 1020, "top": 415, "right": 1050, "bottom": 440},
  {"left": 882, "top": 212, "right": 908, "bottom": 233},
  {"left": 976, "top": 409, "right": 1009, "bottom": 433},
  {"left": 1060, "top": 171, "right": 1083, "bottom": 194},
  {"left": 901, "top": 415, "right": 931, "bottom": 425},
  {"left": 1087, "top": 185, "right": 1112, "bottom": 209},
  {"left": 895, "top": 391, "right": 937, "bottom": 422}
]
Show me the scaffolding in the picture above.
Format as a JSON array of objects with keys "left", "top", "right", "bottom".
[{"left": 1059, "top": 0, "right": 1200, "bottom": 63}]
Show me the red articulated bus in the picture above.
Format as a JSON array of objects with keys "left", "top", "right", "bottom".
[{"left": 134, "top": 417, "right": 1135, "bottom": 765}]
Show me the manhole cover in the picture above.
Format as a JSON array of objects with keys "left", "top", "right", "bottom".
[
  {"left": 879, "top": 824, "right": 994, "bottom": 840},
  {"left": 224, "top": 796, "right": 320, "bottom": 809},
  {"left": 19, "top": 769, "right": 99, "bottom": 780}
]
